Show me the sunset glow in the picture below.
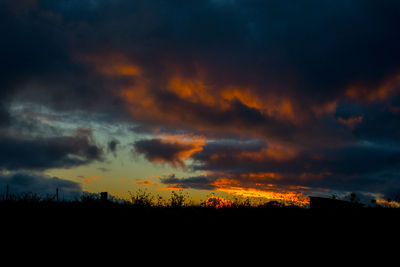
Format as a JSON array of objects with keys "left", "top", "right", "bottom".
[{"left": 1, "top": 0, "right": 400, "bottom": 208}]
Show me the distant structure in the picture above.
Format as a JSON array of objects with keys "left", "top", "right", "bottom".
[
  {"left": 309, "top": 196, "right": 363, "bottom": 210},
  {"left": 100, "top": 192, "right": 108, "bottom": 202}
]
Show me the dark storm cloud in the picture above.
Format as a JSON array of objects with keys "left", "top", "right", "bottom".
[
  {"left": 160, "top": 171, "right": 400, "bottom": 202},
  {"left": 0, "top": 0, "right": 129, "bottom": 119},
  {"left": 180, "top": 140, "right": 400, "bottom": 197},
  {"left": 151, "top": 91, "right": 296, "bottom": 140},
  {"left": 353, "top": 106, "right": 400, "bottom": 143},
  {"left": 0, "top": 172, "right": 82, "bottom": 199},
  {"left": 2, "top": 0, "right": 400, "bottom": 199},
  {"left": 160, "top": 174, "right": 216, "bottom": 191},
  {"left": 107, "top": 139, "right": 120, "bottom": 155},
  {"left": 2, "top": 0, "right": 400, "bottom": 112},
  {"left": 1, "top": 0, "right": 399, "bottom": 127},
  {"left": 191, "top": 140, "right": 400, "bottom": 175},
  {"left": 0, "top": 130, "right": 103, "bottom": 170},
  {"left": 133, "top": 138, "right": 202, "bottom": 167}
]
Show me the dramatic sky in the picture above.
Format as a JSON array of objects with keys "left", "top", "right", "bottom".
[{"left": 2, "top": 0, "right": 400, "bottom": 204}]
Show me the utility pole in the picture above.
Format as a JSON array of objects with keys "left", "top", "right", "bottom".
[{"left": 6, "top": 184, "right": 8, "bottom": 200}]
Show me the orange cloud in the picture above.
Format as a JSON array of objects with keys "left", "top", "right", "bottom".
[
  {"left": 135, "top": 180, "right": 158, "bottom": 186},
  {"left": 240, "top": 172, "right": 282, "bottom": 180},
  {"left": 83, "top": 175, "right": 101, "bottom": 184},
  {"left": 337, "top": 116, "right": 363, "bottom": 128},
  {"left": 234, "top": 142, "right": 299, "bottom": 162},
  {"left": 221, "top": 87, "right": 298, "bottom": 122},
  {"left": 134, "top": 134, "right": 206, "bottom": 167},
  {"left": 376, "top": 199, "right": 400, "bottom": 208},
  {"left": 168, "top": 75, "right": 217, "bottom": 107},
  {"left": 77, "top": 51, "right": 326, "bottom": 146},
  {"left": 206, "top": 142, "right": 299, "bottom": 168},
  {"left": 80, "top": 52, "right": 141, "bottom": 77},
  {"left": 312, "top": 100, "right": 338, "bottom": 116},
  {"left": 161, "top": 134, "right": 206, "bottom": 162},
  {"left": 158, "top": 185, "right": 184, "bottom": 191},
  {"left": 214, "top": 186, "right": 309, "bottom": 206},
  {"left": 204, "top": 173, "right": 310, "bottom": 206},
  {"left": 168, "top": 75, "right": 298, "bottom": 123},
  {"left": 346, "top": 74, "right": 400, "bottom": 102}
]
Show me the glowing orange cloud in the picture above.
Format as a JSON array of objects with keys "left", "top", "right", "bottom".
[
  {"left": 79, "top": 52, "right": 325, "bottom": 142},
  {"left": 162, "top": 133, "right": 206, "bottom": 162},
  {"left": 376, "top": 199, "right": 400, "bottom": 208},
  {"left": 346, "top": 74, "right": 400, "bottom": 102},
  {"left": 337, "top": 116, "right": 363, "bottom": 128},
  {"left": 135, "top": 180, "right": 157, "bottom": 186},
  {"left": 221, "top": 87, "right": 297, "bottom": 122},
  {"left": 168, "top": 76, "right": 299, "bottom": 122},
  {"left": 208, "top": 175, "right": 309, "bottom": 206},
  {"left": 215, "top": 186, "right": 309, "bottom": 206},
  {"left": 240, "top": 172, "right": 281, "bottom": 180},
  {"left": 168, "top": 76, "right": 217, "bottom": 106},
  {"left": 158, "top": 185, "right": 184, "bottom": 191},
  {"left": 312, "top": 100, "right": 338, "bottom": 116},
  {"left": 230, "top": 142, "right": 299, "bottom": 162},
  {"left": 80, "top": 52, "right": 141, "bottom": 76},
  {"left": 83, "top": 175, "right": 101, "bottom": 184},
  {"left": 136, "top": 134, "right": 206, "bottom": 167},
  {"left": 207, "top": 142, "right": 299, "bottom": 168}
]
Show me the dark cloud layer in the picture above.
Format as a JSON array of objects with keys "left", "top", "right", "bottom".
[
  {"left": 0, "top": 172, "right": 82, "bottom": 200},
  {"left": 2, "top": 0, "right": 399, "bottom": 117},
  {"left": 133, "top": 138, "right": 203, "bottom": 167},
  {"left": 0, "top": 131, "right": 103, "bottom": 171},
  {"left": 191, "top": 141, "right": 400, "bottom": 196},
  {"left": 2, "top": 0, "right": 400, "bottom": 200}
]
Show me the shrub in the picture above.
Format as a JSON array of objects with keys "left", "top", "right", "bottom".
[
  {"left": 130, "top": 189, "right": 154, "bottom": 207},
  {"left": 168, "top": 191, "right": 189, "bottom": 208},
  {"left": 205, "top": 196, "right": 234, "bottom": 209},
  {"left": 80, "top": 192, "right": 100, "bottom": 203}
]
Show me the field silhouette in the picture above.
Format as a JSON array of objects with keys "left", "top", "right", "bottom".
[{"left": 2, "top": 190, "right": 400, "bottom": 237}]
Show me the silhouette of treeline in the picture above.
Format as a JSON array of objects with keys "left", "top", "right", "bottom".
[
  {"left": 2, "top": 189, "right": 400, "bottom": 241},
  {"left": 1, "top": 189, "right": 399, "bottom": 209},
  {"left": 0, "top": 189, "right": 301, "bottom": 208}
]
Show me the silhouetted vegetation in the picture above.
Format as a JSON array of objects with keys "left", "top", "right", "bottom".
[
  {"left": 1, "top": 189, "right": 400, "bottom": 240},
  {"left": 2, "top": 189, "right": 400, "bottom": 209}
]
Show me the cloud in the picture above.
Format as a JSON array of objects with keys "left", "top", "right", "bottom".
[
  {"left": 134, "top": 180, "right": 158, "bottom": 186},
  {"left": 160, "top": 174, "right": 216, "bottom": 191},
  {"left": 0, "top": 129, "right": 103, "bottom": 171},
  {"left": 157, "top": 139, "right": 400, "bottom": 200},
  {"left": 83, "top": 176, "right": 101, "bottom": 185},
  {"left": 160, "top": 174, "right": 309, "bottom": 205},
  {"left": 2, "top": 0, "right": 399, "bottom": 130},
  {"left": 0, "top": 172, "right": 82, "bottom": 200},
  {"left": 107, "top": 139, "right": 120, "bottom": 156},
  {"left": 133, "top": 135, "right": 205, "bottom": 167},
  {"left": 2, "top": 0, "right": 400, "bottom": 200}
]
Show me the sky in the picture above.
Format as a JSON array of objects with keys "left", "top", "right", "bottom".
[{"left": 1, "top": 0, "right": 400, "bottom": 205}]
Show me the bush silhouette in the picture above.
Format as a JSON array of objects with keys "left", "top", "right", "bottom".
[
  {"left": 168, "top": 191, "right": 189, "bottom": 207},
  {"left": 130, "top": 189, "right": 154, "bottom": 207}
]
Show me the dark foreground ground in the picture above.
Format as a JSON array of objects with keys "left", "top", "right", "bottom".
[
  {"left": 2, "top": 202, "right": 397, "bottom": 258},
  {"left": 2, "top": 201, "right": 399, "bottom": 237}
]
